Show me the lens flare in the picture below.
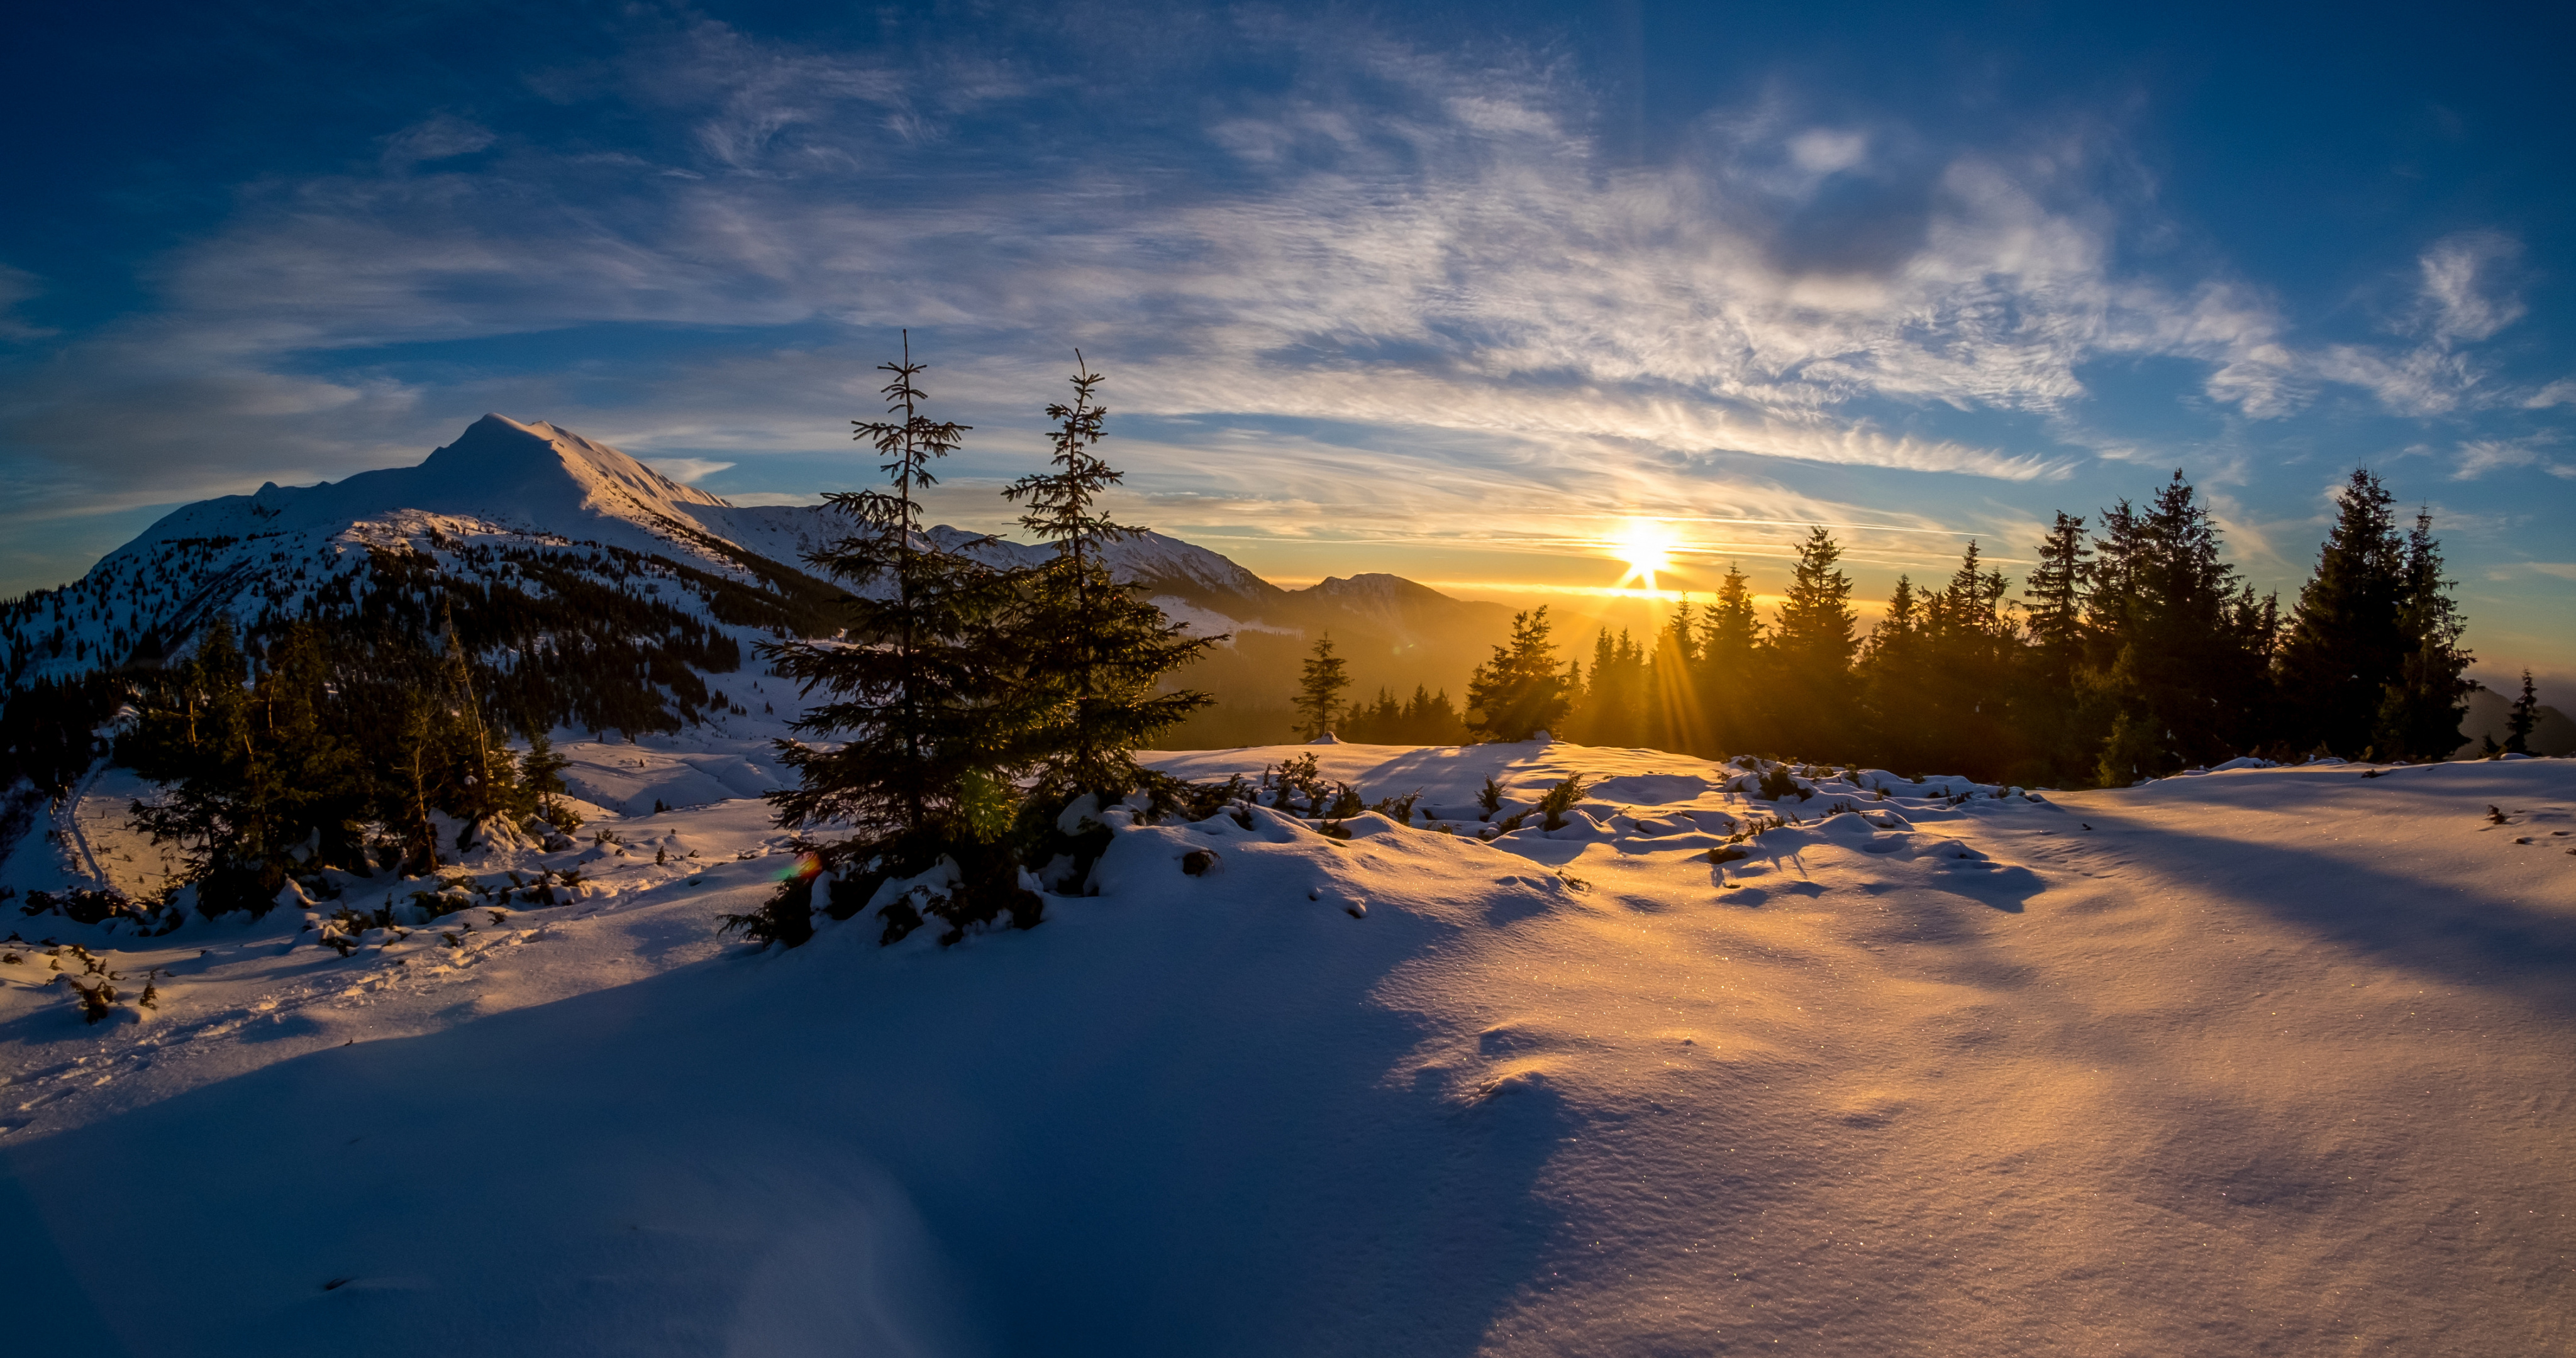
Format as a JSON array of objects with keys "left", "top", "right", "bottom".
[{"left": 1607, "top": 519, "right": 1679, "bottom": 592}]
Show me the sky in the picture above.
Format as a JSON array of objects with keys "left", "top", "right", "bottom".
[{"left": 3, "top": 1, "right": 2570, "bottom": 692}]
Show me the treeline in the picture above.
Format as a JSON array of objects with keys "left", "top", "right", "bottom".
[
  {"left": 1437, "top": 469, "right": 2479, "bottom": 786},
  {"left": 117, "top": 612, "right": 583, "bottom": 915},
  {"left": 1, "top": 526, "right": 841, "bottom": 920}
]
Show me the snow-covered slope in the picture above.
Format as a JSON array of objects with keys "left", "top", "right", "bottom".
[
  {"left": 0, "top": 414, "right": 1345, "bottom": 693},
  {"left": 6, "top": 746, "right": 2570, "bottom": 1354}
]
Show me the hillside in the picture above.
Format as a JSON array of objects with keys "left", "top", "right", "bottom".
[
  {"left": 0, "top": 413, "right": 1514, "bottom": 761},
  {"left": 4, "top": 742, "right": 2570, "bottom": 1354}
]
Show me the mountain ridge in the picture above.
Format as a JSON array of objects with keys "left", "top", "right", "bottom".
[{"left": 1, "top": 416, "right": 1517, "bottom": 747}]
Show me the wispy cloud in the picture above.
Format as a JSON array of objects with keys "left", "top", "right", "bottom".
[
  {"left": 645, "top": 456, "right": 735, "bottom": 483},
  {"left": 0, "top": 264, "right": 53, "bottom": 341},
  {"left": 2453, "top": 434, "right": 2572, "bottom": 480},
  {"left": 0, "top": 10, "right": 2560, "bottom": 585}
]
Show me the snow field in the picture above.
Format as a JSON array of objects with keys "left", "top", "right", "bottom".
[{"left": 1, "top": 743, "right": 2571, "bottom": 1355}]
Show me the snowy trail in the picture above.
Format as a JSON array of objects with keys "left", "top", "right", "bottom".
[{"left": 4, "top": 747, "right": 2572, "bottom": 1355}]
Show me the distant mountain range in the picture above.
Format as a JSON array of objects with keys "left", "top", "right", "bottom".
[{"left": 0, "top": 415, "right": 1518, "bottom": 744}]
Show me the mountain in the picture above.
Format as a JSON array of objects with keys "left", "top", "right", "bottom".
[
  {"left": 0, "top": 414, "right": 1516, "bottom": 750},
  {"left": 2453, "top": 683, "right": 2576, "bottom": 758}
]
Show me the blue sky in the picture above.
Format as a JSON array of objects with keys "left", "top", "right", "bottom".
[{"left": 4, "top": 1, "right": 2570, "bottom": 690}]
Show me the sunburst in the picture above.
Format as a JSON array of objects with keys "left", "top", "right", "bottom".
[{"left": 1608, "top": 518, "right": 1679, "bottom": 592}]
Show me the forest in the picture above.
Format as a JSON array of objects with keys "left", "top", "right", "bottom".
[{"left": 1294, "top": 468, "right": 2538, "bottom": 788}]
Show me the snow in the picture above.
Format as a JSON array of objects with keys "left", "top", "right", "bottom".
[{"left": 6, "top": 744, "right": 2573, "bottom": 1353}]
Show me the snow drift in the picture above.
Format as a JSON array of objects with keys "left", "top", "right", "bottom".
[{"left": 5, "top": 742, "right": 2572, "bottom": 1355}]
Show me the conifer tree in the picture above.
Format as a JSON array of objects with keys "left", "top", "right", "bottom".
[
  {"left": 2506, "top": 670, "right": 2539, "bottom": 755},
  {"left": 755, "top": 337, "right": 1037, "bottom": 946},
  {"left": 2276, "top": 470, "right": 2408, "bottom": 754},
  {"left": 1467, "top": 607, "right": 1571, "bottom": 741},
  {"left": 1294, "top": 634, "right": 1351, "bottom": 739},
  {"left": 2371, "top": 511, "right": 2473, "bottom": 760},
  {"left": 1858, "top": 574, "right": 1928, "bottom": 771},
  {"left": 1003, "top": 355, "right": 1217, "bottom": 798},
  {"left": 2023, "top": 513, "right": 2089, "bottom": 683},
  {"left": 2087, "top": 472, "right": 2273, "bottom": 781},
  {"left": 1695, "top": 563, "right": 1768, "bottom": 754},
  {"left": 1770, "top": 526, "right": 1859, "bottom": 759}
]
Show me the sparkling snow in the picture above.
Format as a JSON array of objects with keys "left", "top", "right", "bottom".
[{"left": 6, "top": 744, "right": 2573, "bottom": 1354}]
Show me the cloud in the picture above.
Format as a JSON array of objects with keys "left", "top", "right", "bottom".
[
  {"left": 2416, "top": 231, "right": 2524, "bottom": 345},
  {"left": 0, "top": 10, "right": 2551, "bottom": 574},
  {"left": 0, "top": 264, "right": 53, "bottom": 341},
  {"left": 645, "top": 456, "right": 736, "bottom": 483},
  {"left": 2523, "top": 377, "right": 2576, "bottom": 409},
  {"left": 2302, "top": 230, "right": 2531, "bottom": 415},
  {"left": 380, "top": 114, "right": 498, "bottom": 168},
  {"left": 2529, "top": 562, "right": 2576, "bottom": 580},
  {"left": 2451, "top": 434, "right": 2572, "bottom": 480}
]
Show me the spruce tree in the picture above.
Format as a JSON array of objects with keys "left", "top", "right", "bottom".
[
  {"left": 1294, "top": 634, "right": 1351, "bottom": 739},
  {"left": 1858, "top": 574, "right": 1927, "bottom": 772},
  {"left": 1695, "top": 563, "right": 1768, "bottom": 754},
  {"left": 2275, "top": 469, "right": 2407, "bottom": 754},
  {"left": 2087, "top": 472, "right": 2272, "bottom": 781},
  {"left": 2371, "top": 511, "right": 2473, "bottom": 760},
  {"left": 755, "top": 337, "right": 1037, "bottom": 946},
  {"left": 2018, "top": 512, "right": 2092, "bottom": 783},
  {"left": 1466, "top": 608, "right": 1570, "bottom": 741},
  {"left": 1770, "top": 526, "right": 1859, "bottom": 760},
  {"left": 2023, "top": 512, "right": 2089, "bottom": 685},
  {"left": 2506, "top": 670, "right": 2539, "bottom": 754},
  {"left": 1003, "top": 355, "right": 1218, "bottom": 800}
]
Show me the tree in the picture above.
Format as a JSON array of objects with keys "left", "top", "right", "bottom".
[
  {"left": 2023, "top": 512, "right": 2089, "bottom": 687},
  {"left": 1571, "top": 627, "right": 1646, "bottom": 747},
  {"left": 1694, "top": 563, "right": 1768, "bottom": 754},
  {"left": 2506, "top": 670, "right": 2540, "bottom": 754},
  {"left": 2275, "top": 469, "right": 2408, "bottom": 754},
  {"left": 754, "top": 337, "right": 1038, "bottom": 946},
  {"left": 1858, "top": 574, "right": 1928, "bottom": 771},
  {"left": 2016, "top": 512, "right": 2092, "bottom": 783},
  {"left": 1466, "top": 607, "right": 1570, "bottom": 741},
  {"left": 1293, "top": 634, "right": 1351, "bottom": 739},
  {"left": 2371, "top": 511, "right": 2473, "bottom": 761},
  {"left": 2087, "top": 473, "right": 2273, "bottom": 782},
  {"left": 1003, "top": 354, "right": 1218, "bottom": 798},
  {"left": 1769, "top": 526, "right": 1859, "bottom": 759}
]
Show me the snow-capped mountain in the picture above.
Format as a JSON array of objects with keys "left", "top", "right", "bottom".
[{"left": 0, "top": 416, "right": 1514, "bottom": 741}]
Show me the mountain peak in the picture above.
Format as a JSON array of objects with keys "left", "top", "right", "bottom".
[{"left": 419, "top": 414, "right": 729, "bottom": 514}]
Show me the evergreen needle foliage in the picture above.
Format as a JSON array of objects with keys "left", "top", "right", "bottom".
[
  {"left": 743, "top": 343, "right": 1219, "bottom": 949},
  {"left": 1467, "top": 608, "right": 1572, "bottom": 741},
  {"left": 752, "top": 335, "right": 1040, "bottom": 946},
  {"left": 1294, "top": 635, "right": 1352, "bottom": 739},
  {"left": 1005, "top": 353, "right": 1219, "bottom": 801}
]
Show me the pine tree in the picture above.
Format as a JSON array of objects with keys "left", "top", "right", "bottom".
[
  {"left": 2371, "top": 511, "right": 2473, "bottom": 761},
  {"left": 2275, "top": 469, "right": 2408, "bottom": 754},
  {"left": 2023, "top": 512, "right": 2088, "bottom": 685},
  {"left": 1695, "top": 563, "right": 1768, "bottom": 754},
  {"left": 1858, "top": 574, "right": 1927, "bottom": 772},
  {"left": 1003, "top": 354, "right": 1218, "bottom": 799},
  {"left": 2506, "top": 670, "right": 2539, "bottom": 754},
  {"left": 1769, "top": 526, "right": 1859, "bottom": 760},
  {"left": 1466, "top": 607, "right": 1570, "bottom": 741},
  {"left": 518, "top": 732, "right": 578, "bottom": 831},
  {"left": 2087, "top": 472, "right": 2272, "bottom": 781},
  {"left": 755, "top": 337, "right": 1038, "bottom": 946},
  {"left": 1293, "top": 634, "right": 1351, "bottom": 739}
]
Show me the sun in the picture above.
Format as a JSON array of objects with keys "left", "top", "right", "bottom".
[{"left": 1608, "top": 518, "right": 1679, "bottom": 591}]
